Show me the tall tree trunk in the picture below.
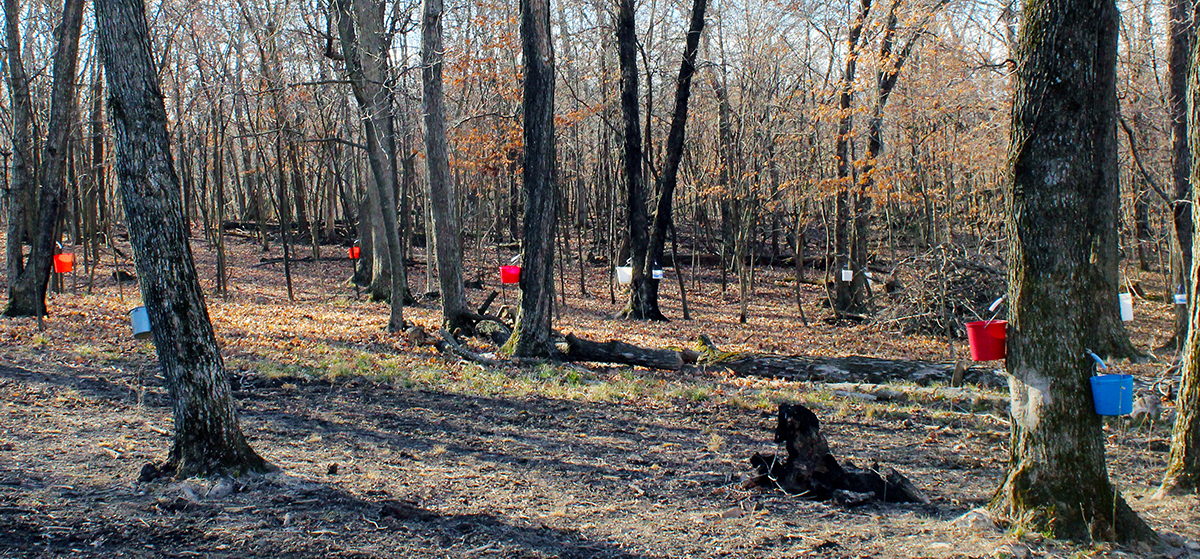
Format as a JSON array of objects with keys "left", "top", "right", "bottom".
[
  {"left": 832, "top": 0, "right": 872, "bottom": 318},
  {"left": 95, "top": 0, "right": 268, "bottom": 477},
  {"left": 1158, "top": 2, "right": 1200, "bottom": 497},
  {"left": 627, "top": 0, "right": 706, "bottom": 321},
  {"left": 421, "top": 0, "right": 468, "bottom": 331},
  {"left": 615, "top": 0, "right": 650, "bottom": 319},
  {"left": 990, "top": 0, "right": 1153, "bottom": 541},
  {"left": 3, "top": 0, "right": 37, "bottom": 311},
  {"left": 332, "top": 0, "right": 407, "bottom": 332},
  {"left": 1168, "top": 0, "right": 1198, "bottom": 350},
  {"left": 3, "top": 0, "right": 85, "bottom": 318},
  {"left": 502, "top": 0, "right": 557, "bottom": 357}
]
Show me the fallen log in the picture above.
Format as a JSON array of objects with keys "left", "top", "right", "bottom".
[
  {"left": 695, "top": 334, "right": 1004, "bottom": 388},
  {"left": 563, "top": 334, "right": 683, "bottom": 371}
]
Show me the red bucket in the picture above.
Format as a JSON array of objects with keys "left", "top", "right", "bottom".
[
  {"left": 349, "top": 246, "right": 361, "bottom": 259},
  {"left": 965, "top": 320, "right": 1007, "bottom": 361},
  {"left": 53, "top": 253, "right": 74, "bottom": 274},
  {"left": 499, "top": 265, "right": 521, "bottom": 284}
]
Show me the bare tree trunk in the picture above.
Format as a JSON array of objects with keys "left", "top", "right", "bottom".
[
  {"left": 629, "top": 0, "right": 706, "bottom": 321},
  {"left": 502, "top": 0, "right": 557, "bottom": 357},
  {"left": 3, "top": 0, "right": 37, "bottom": 311},
  {"left": 832, "top": 0, "right": 872, "bottom": 318},
  {"left": 991, "top": 0, "right": 1153, "bottom": 541},
  {"left": 95, "top": 0, "right": 268, "bottom": 477},
  {"left": 1168, "top": 0, "right": 1198, "bottom": 350},
  {"left": 331, "top": 0, "right": 407, "bottom": 332},
  {"left": 615, "top": 0, "right": 650, "bottom": 317},
  {"left": 421, "top": 0, "right": 468, "bottom": 331},
  {"left": 1158, "top": 1, "right": 1200, "bottom": 497}
]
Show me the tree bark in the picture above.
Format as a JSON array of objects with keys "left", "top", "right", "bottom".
[
  {"left": 95, "top": 0, "right": 268, "bottom": 477},
  {"left": 502, "top": 0, "right": 558, "bottom": 357},
  {"left": 832, "top": 0, "right": 872, "bottom": 317},
  {"left": 1158, "top": 5, "right": 1200, "bottom": 497},
  {"left": 3, "top": 0, "right": 85, "bottom": 317},
  {"left": 1168, "top": 0, "right": 1198, "bottom": 350},
  {"left": 3, "top": 0, "right": 37, "bottom": 311},
  {"left": 421, "top": 0, "right": 468, "bottom": 332},
  {"left": 563, "top": 334, "right": 682, "bottom": 370},
  {"left": 615, "top": 0, "right": 650, "bottom": 316},
  {"left": 628, "top": 0, "right": 707, "bottom": 321},
  {"left": 991, "top": 0, "right": 1153, "bottom": 541},
  {"left": 332, "top": 0, "right": 408, "bottom": 332}
]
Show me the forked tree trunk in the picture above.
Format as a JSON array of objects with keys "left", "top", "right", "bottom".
[
  {"left": 95, "top": 0, "right": 268, "bottom": 477},
  {"left": 630, "top": 0, "right": 706, "bottom": 321},
  {"left": 502, "top": 0, "right": 557, "bottom": 357},
  {"left": 421, "top": 0, "right": 468, "bottom": 332},
  {"left": 3, "top": 0, "right": 85, "bottom": 318},
  {"left": 991, "top": 0, "right": 1153, "bottom": 541},
  {"left": 1157, "top": 10, "right": 1200, "bottom": 497},
  {"left": 3, "top": 0, "right": 37, "bottom": 310},
  {"left": 332, "top": 0, "right": 408, "bottom": 331}
]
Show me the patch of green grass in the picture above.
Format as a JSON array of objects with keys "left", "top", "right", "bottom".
[{"left": 31, "top": 333, "right": 50, "bottom": 350}]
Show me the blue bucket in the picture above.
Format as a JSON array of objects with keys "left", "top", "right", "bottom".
[
  {"left": 129, "top": 306, "right": 152, "bottom": 340},
  {"left": 1090, "top": 374, "right": 1133, "bottom": 416}
]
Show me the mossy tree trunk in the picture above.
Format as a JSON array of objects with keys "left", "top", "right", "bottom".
[
  {"left": 502, "top": 0, "right": 558, "bottom": 357},
  {"left": 991, "top": 0, "right": 1153, "bottom": 542},
  {"left": 95, "top": 0, "right": 269, "bottom": 477}
]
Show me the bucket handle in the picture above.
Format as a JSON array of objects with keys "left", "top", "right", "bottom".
[{"left": 1086, "top": 350, "right": 1107, "bottom": 375}]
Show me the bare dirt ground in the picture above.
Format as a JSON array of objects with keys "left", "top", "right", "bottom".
[{"left": 2, "top": 231, "right": 1199, "bottom": 558}]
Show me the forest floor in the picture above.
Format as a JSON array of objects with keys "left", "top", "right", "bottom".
[{"left": 1, "top": 230, "right": 1199, "bottom": 558}]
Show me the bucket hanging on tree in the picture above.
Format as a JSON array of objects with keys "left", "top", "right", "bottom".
[
  {"left": 1118, "top": 292, "right": 1133, "bottom": 322},
  {"left": 964, "top": 320, "right": 1007, "bottom": 361},
  {"left": 348, "top": 246, "right": 360, "bottom": 259},
  {"left": 615, "top": 266, "right": 633, "bottom": 286},
  {"left": 1090, "top": 374, "right": 1133, "bottom": 415},
  {"left": 129, "top": 306, "right": 152, "bottom": 340},
  {"left": 500, "top": 265, "right": 521, "bottom": 284},
  {"left": 53, "top": 253, "right": 74, "bottom": 274}
]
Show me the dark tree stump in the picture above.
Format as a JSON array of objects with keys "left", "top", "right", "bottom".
[{"left": 751, "top": 403, "right": 928, "bottom": 504}]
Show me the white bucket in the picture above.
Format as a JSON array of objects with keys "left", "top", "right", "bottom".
[
  {"left": 1119, "top": 293, "right": 1133, "bottom": 322},
  {"left": 841, "top": 268, "right": 853, "bottom": 282},
  {"left": 615, "top": 266, "right": 633, "bottom": 286},
  {"left": 130, "top": 306, "right": 152, "bottom": 339},
  {"left": 1175, "top": 293, "right": 1188, "bottom": 305},
  {"left": 652, "top": 269, "right": 664, "bottom": 280}
]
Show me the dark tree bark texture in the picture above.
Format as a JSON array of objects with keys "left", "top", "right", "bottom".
[
  {"left": 96, "top": 0, "right": 269, "bottom": 477},
  {"left": 421, "top": 0, "right": 468, "bottom": 332},
  {"left": 628, "top": 0, "right": 707, "bottom": 321},
  {"left": 502, "top": 0, "right": 558, "bottom": 357},
  {"left": 3, "top": 0, "right": 37, "bottom": 311},
  {"left": 615, "top": 0, "right": 650, "bottom": 316},
  {"left": 1157, "top": 12, "right": 1200, "bottom": 497},
  {"left": 3, "top": 0, "right": 85, "bottom": 317},
  {"left": 1168, "top": 0, "right": 1199, "bottom": 349},
  {"left": 991, "top": 0, "right": 1153, "bottom": 541}
]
